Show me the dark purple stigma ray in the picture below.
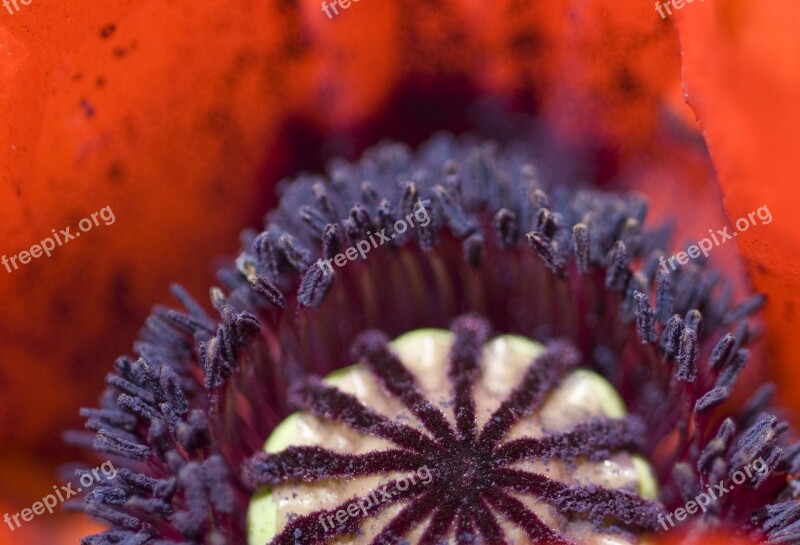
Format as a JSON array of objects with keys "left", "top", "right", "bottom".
[
  {"left": 476, "top": 340, "right": 580, "bottom": 451},
  {"left": 418, "top": 500, "right": 458, "bottom": 545},
  {"left": 494, "top": 468, "right": 661, "bottom": 531},
  {"left": 484, "top": 490, "right": 575, "bottom": 545},
  {"left": 468, "top": 496, "right": 508, "bottom": 545},
  {"left": 352, "top": 332, "right": 458, "bottom": 448},
  {"left": 242, "top": 447, "right": 428, "bottom": 487},
  {"left": 368, "top": 490, "right": 440, "bottom": 545},
  {"left": 291, "top": 378, "right": 440, "bottom": 454},
  {"left": 493, "top": 416, "right": 645, "bottom": 464},
  {"left": 448, "top": 314, "right": 489, "bottom": 444},
  {"left": 453, "top": 511, "right": 477, "bottom": 545}
]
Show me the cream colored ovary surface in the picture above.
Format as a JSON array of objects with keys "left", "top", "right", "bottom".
[{"left": 247, "top": 330, "right": 658, "bottom": 545}]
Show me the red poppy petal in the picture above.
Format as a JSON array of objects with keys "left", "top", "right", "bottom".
[
  {"left": 298, "top": 0, "right": 403, "bottom": 130},
  {"left": 0, "top": 1, "right": 310, "bottom": 448},
  {"left": 678, "top": 0, "right": 800, "bottom": 407}
]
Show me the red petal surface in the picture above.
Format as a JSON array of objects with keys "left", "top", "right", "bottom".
[{"left": 678, "top": 0, "right": 800, "bottom": 408}]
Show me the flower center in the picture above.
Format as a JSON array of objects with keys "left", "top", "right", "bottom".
[
  {"left": 439, "top": 447, "right": 488, "bottom": 495},
  {"left": 244, "top": 317, "right": 661, "bottom": 545}
]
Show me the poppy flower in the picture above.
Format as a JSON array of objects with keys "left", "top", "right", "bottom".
[
  {"left": 1, "top": 0, "right": 798, "bottom": 544},
  {"left": 68, "top": 120, "right": 800, "bottom": 544}
]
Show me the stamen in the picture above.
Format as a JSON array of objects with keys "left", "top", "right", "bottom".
[
  {"left": 572, "top": 223, "right": 590, "bottom": 274},
  {"left": 672, "top": 463, "right": 700, "bottom": 503},
  {"left": 535, "top": 208, "right": 558, "bottom": 238},
  {"left": 676, "top": 327, "right": 699, "bottom": 382},
  {"left": 723, "top": 293, "right": 767, "bottom": 325},
  {"left": 346, "top": 204, "right": 372, "bottom": 244},
  {"left": 715, "top": 348, "right": 749, "bottom": 390},
  {"left": 729, "top": 414, "right": 783, "bottom": 485},
  {"left": 297, "top": 260, "right": 335, "bottom": 307},
  {"left": 462, "top": 232, "right": 484, "bottom": 267},
  {"left": 655, "top": 269, "right": 673, "bottom": 324},
  {"left": 493, "top": 208, "right": 519, "bottom": 248},
  {"left": 525, "top": 231, "right": 565, "bottom": 275},
  {"left": 322, "top": 223, "right": 341, "bottom": 259},
  {"left": 698, "top": 418, "right": 736, "bottom": 474},
  {"left": 634, "top": 291, "right": 657, "bottom": 343},
  {"left": 685, "top": 309, "right": 703, "bottom": 335},
  {"left": 434, "top": 185, "right": 477, "bottom": 238},
  {"left": 709, "top": 333, "right": 736, "bottom": 371},
  {"left": 248, "top": 275, "right": 287, "bottom": 308},
  {"left": 694, "top": 386, "right": 729, "bottom": 414},
  {"left": 605, "top": 240, "right": 631, "bottom": 292}
]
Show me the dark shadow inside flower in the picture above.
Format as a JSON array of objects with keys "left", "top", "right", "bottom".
[{"left": 71, "top": 129, "right": 797, "bottom": 545}]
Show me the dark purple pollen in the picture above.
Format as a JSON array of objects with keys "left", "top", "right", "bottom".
[
  {"left": 525, "top": 231, "right": 566, "bottom": 275},
  {"left": 634, "top": 291, "right": 657, "bottom": 343},
  {"left": 493, "top": 208, "right": 519, "bottom": 248},
  {"left": 676, "top": 327, "right": 699, "bottom": 382},
  {"left": 655, "top": 270, "right": 674, "bottom": 323},
  {"left": 605, "top": 241, "right": 632, "bottom": 292}
]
